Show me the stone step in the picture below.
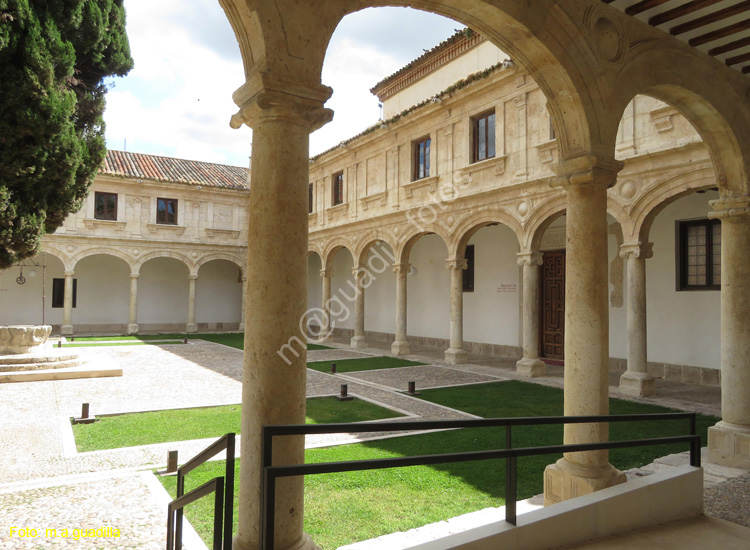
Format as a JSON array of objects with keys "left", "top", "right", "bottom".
[
  {"left": 0, "top": 352, "right": 78, "bottom": 366},
  {"left": 0, "top": 365, "right": 123, "bottom": 383},
  {"left": 0, "top": 360, "right": 81, "bottom": 372}
]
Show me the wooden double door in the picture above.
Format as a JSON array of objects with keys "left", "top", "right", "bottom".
[{"left": 540, "top": 250, "right": 565, "bottom": 362}]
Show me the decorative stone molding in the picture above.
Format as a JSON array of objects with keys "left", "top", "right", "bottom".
[
  {"left": 650, "top": 105, "right": 679, "bottom": 134},
  {"left": 445, "top": 258, "right": 468, "bottom": 271},
  {"left": 359, "top": 190, "right": 388, "bottom": 210},
  {"left": 541, "top": 227, "right": 566, "bottom": 250},
  {"left": 709, "top": 195, "right": 750, "bottom": 220},
  {"left": 0, "top": 325, "right": 52, "bottom": 354},
  {"left": 535, "top": 140, "right": 557, "bottom": 164},
  {"left": 392, "top": 263, "right": 411, "bottom": 274},
  {"left": 325, "top": 202, "right": 349, "bottom": 221},
  {"left": 402, "top": 176, "right": 438, "bottom": 198},
  {"left": 517, "top": 251, "right": 543, "bottom": 266},
  {"left": 205, "top": 228, "right": 240, "bottom": 239},
  {"left": 551, "top": 156, "right": 623, "bottom": 189},
  {"left": 84, "top": 219, "right": 126, "bottom": 231},
  {"left": 319, "top": 269, "right": 333, "bottom": 278},
  {"left": 459, "top": 155, "right": 508, "bottom": 179},
  {"left": 146, "top": 223, "right": 186, "bottom": 236},
  {"left": 619, "top": 242, "right": 654, "bottom": 260}
]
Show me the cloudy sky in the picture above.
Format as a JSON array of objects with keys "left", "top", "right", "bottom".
[{"left": 103, "top": 1, "right": 461, "bottom": 167}]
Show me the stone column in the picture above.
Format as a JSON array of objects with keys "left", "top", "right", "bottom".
[
  {"left": 61, "top": 270, "right": 75, "bottom": 336},
  {"left": 544, "top": 157, "right": 626, "bottom": 505},
  {"left": 391, "top": 263, "right": 411, "bottom": 355},
  {"left": 319, "top": 269, "right": 333, "bottom": 342},
  {"left": 239, "top": 276, "right": 247, "bottom": 331},
  {"left": 516, "top": 251, "right": 545, "bottom": 377},
  {"left": 232, "top": 83, "right": 332, "bottom": 550},
  {"left": 618, "top": 242, "right": 655, "bottom": 397},
  {"left": 350, "top": 266, "right": 367, "bottom": 349},
  {"left": 444, "top": 258, "right": 468, "bottom": 364},
  {"left": 127, "top": 273, "right": 139, "bottom": 335},
  {"left": 186, "top": 274, "right": 198, "bottom": 333},
  {"left": 708, "top": 195, "right": 750, "bottom": 469}
]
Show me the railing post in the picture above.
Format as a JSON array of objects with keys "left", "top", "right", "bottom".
[
  {"left": 224, "top": 433, "right": 235, "bottom": 550},
  {"left": 213, "top": 479, "right": 225, "bottom": 550},
  {"left": 175, "top": 471, "right": 184, "bottom": 549},
  {"left": 263, "top": 471, "right": 276, "bottom": 550},
  {"left": 166, "top": 503, "right": 175, "bottom": 550},
  {"left": 506, "top": 456, "right": 517, "bottom": 525}
]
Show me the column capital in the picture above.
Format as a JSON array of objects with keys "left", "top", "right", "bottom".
[
  {"left": 319, "top": 269, "right": 333, "bottom": 278},
  {"left": 130, "top": 272, "right": 140, "bottom": 279},
  {"left": 188, "top": 274, "right": 198, "bottom": 281},
  {"left": 392, "top": 263, "right": 411, "bottom": 274},
  {"left": 446, "top": 258, "right": 468, "bottom": 271},
  {"left": 619, "top": 242, "right": 653, "bottom": 260},
  {"left": 230, "top": 73, "right": 333, "bottom": 132},
  {"left": 517, "top": 251, "right": 543, "bottom": 266},
  {"left": 550, "top": 155, "right": 623, "bottom": 189},
  {"left": 64, "top": 270, "right": 75, "bottom": 277},
  {"left": 709, "top": 195, "right": 750, "bottom": 220}
]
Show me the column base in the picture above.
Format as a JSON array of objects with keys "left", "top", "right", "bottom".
[
  {"left": 186, "top": 323, "right": 198, "bottom": 334},
  {"left": 444, "top": 348, "right": 467, "bottom": 365},
  {"left": 233, "top": 531, "right": 320, "bottom": 550},
  {"left": 391, "top": 340, "right": 411, "bottom": 355},
  {"left": 543, "top": 457, "right": 626, "bottom": 506},
  {"left": 516, "top": 357, "right": 546, "bottom": 377},
  {"left": 127, "top": 324, "right": 139, "bottom": 335},
  {"left": 708, "top": 421, "right": 750, "bottom": 469},
  {"left": 350, "top": 335, "right": 368, "bottom": 349},
  {"left": 238, "top": 323, "right": 245, "bottom": 331},
  {"left": 61, "top": 325, "right": 73, "bottom": 336},
  {"left": 619, "top": 371, "right": 656, "bottom": 397}
]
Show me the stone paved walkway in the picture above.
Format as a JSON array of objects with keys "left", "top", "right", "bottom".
[{"left": 0, "top": 337, "right": 746, "bottom": 549}]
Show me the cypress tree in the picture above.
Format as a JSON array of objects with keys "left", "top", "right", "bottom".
[{"left": 0, "top": 0, "right": 133, "bottom": 268}]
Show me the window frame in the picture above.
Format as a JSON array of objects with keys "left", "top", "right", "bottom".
[
  {"left": 52, "top": 278, "right": 77, "bottom": 308},
  {"left": 308, "top": 183, "right": 314, "bottom": 214},
  {"left": 156, "top": 197, "right": 178, "bottom": 225},
  {"left": 94, "top": 191, "right": 118, "bottom": 221},
  {"left": 412, "top": 135, "right": 431, "bottom": 181},
  {"left": 462, "top": 244, "right": 475, "bottom": 293},
  {"left": 471, "top": 109, "right": 496, "bottom": 164},
  {"left": 676, "top": 218, "right": 721, "bottom": 291},
  {"left": 331, "top": 171, "right": 344, "bottom": 206}
]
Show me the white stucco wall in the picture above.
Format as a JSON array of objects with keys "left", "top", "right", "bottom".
[
  {"left": 196, "top": 260, "right": 242, "bottom": 324},
  {"left": 463, "top": 225, "right": 520, "bottom": 346},
  {"left": 330, "top": 248, "right": 355, "bottom": 331},
  {"left": 363, "top": 244, "right": 397, "bottom": 334},
  {"left": 75, "top": 255, "right": 130, "bottom": 324},
  {"left": 0, "top": 253, "right": 65, "bottom": 326},
  {"left": 307, "top": 254, "right": 323, "bottom": 311},
  {"left": 138, "top": 257, "right": 189, "bottom": 325},
  {"left": 408, "top": 234, "right": 450, "bottom": 339},
  {"left": 646, "top": 190, "right": 720, "bottom": 369}
]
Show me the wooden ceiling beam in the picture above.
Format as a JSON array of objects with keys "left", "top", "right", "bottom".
[
  {"left": 649, "top": 0, "right": 724, "bottom": 26},
  {"left": 625, "top": 0, "right": 672, "bottom": 16},
  {"left": 689, "top": 18, "right": 750, "bottom": 46},
  {"left": 708, "top": 35, "right": 750, "bottom": 55},
  {"left": 671, "top": 1, "right": 750, "bottom": 35}
]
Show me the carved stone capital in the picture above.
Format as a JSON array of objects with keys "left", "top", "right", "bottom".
[
  {"left": 230, "top": 72, "right": 333, "bottom": 132},
  {"left": 64, "top": 270, "right": 75, "bottom": 277},
  {"left": 319, "top": 269, "right": 333, "bottom": 279},
  {"left": 709, "top": 195, "right": 750, "bottom": 221},
  {"left": 550, "top": 155, "right": 623, "bottom": 189},
  {"left": 517, "top": 251, "right": 543, "bottom": 267},
  {"left": 619, "top": 242, "right": 653, "bottom": 260},
  {"left": 446, "top": 258, "right": 468, "bottom": 271},
  {"left": 392, "top": 263, "right": 411, "bottom": 275},
  {"left": 130, "top": 273, "right": 140, "bottom": 279}
]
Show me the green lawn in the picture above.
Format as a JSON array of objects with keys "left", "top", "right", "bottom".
[
  {"left": 72, "top": 398, "right": 402, "bottom": 451},
  {"left": 307, "top": 356, "right": 425, "bottom": 373},
  {"left": 64, "top": 332, "right": 330, "bottom": 351},
  {"left": 159, "top": 381, "right": 717, "bottom": 549}
]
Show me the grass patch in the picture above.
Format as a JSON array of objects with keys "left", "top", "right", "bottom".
[
  {"left": 307, "top": 356, "right": 425, "bottom": 373},
  {"left": 159, "top": 381, "right": 717, "bottom": 549},
  {"left": 72, "top": 398, "right": 402, "bottom": 451},
  {"left": 65, "top": 333, "right": 330, "bottom": 351}
]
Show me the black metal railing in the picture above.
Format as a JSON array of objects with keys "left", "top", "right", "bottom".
[
  {"left": 166, "top": 433, "right": 235, "bottom": 550},
  {"left": 260, "top": 413, "right": 700, "bottom": 550}
]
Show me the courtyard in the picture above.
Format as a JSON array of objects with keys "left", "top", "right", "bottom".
[{"left": 0, "top": 335, "right": 747, "bottom": 549}]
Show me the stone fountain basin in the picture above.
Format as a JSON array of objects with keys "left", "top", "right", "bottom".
[{"left": 0, "top": 325, "right": 52, "bottom": 355}]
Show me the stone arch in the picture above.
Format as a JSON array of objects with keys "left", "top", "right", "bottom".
[
  {"left": 321, "top": 240, "right": 354, "bottom": 271},
  {"left": 613, "top": 45, "right": 750, "bottom": 196},
  {"left": 353, "top": 232, "right": 397, "bottom": 267},
  {"left": 629, "top": 166, "right": 718, "bottom": 244},
  {"left": 69, "top": 248, "right": 134, "bottom": 272},
  {"left": 133, "top": 251, "right": 193, "bottom": 275},
  {"left": 39, "top": 245, "right": 72, "bottom": 271},
  {"left": 523, "top": 195, "right": 567, "bottom": 252},
  {"left": 221, "top": 0, "right": 617, "bottom": 160},
  {"left": 449, "top": 209, "right": 522, "bottom": 258},
  {"left": 394, "top": 223, "right": 451, "bottom": 265},
  {"left": 196, "top": 253, "right": 245, "bottom": 278}
]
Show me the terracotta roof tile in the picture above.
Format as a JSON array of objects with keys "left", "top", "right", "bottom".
[{"left": 101, "top": 150, "right": 249, "bottom": 190}]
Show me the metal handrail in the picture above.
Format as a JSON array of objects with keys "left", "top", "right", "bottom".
[
  {"left": 260, "top": 413, "right": 700, "bottom": 550},
  {"left": 167, "top": 477, "right": 224, "bottom": 550},
  {"left": 167, "top": 432, "right": 235, "bottom": 550}
]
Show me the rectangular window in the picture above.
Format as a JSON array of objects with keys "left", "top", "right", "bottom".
[
  {"left": 677, "top": 218, "right": 721, "bottom": 290},
  {"left": 94, "top": 192, "right": 117, "bottom": 220},
  {"left": 157, "top": 198, "right": 178, "bottom": 225},
  {"left": 413, "top": 136, "right": 431, "bottom": 180},
  {"left": 463, "top": 245, "right": 475, "bottom": 292},
  {"left": 332, "top": 171, "right": 344, "bottom": 206},
  {"left": 308, "top": 183, "right": 314, "bottom": 214},
  {"left": 472, "top": 110, "right": 496, "bottom": 163},
  {"left": 52, "top": 278, "right": 77, "bottom": 308},
  {"left": 550, "top": 118, "right": 557, "bottom": 141}
]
